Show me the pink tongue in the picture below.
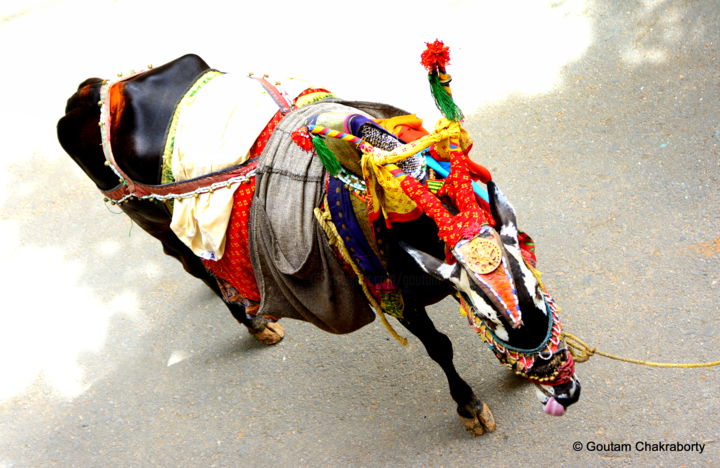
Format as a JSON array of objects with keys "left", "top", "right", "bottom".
[{"left": 544, "top": 397, "right": 565, "bottom": 417}]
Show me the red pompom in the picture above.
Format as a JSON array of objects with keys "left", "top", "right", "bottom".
[{"left": 421, "top": 40, "right": 451, "bottom": 72}]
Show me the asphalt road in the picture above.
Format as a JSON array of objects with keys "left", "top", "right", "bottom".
[{"left": 1, "top": 1, "right": 718, "bottom": 467}]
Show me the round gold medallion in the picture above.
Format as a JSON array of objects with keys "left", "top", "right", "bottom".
[{"left": 456, "top": 237, "right": 502, "bottom": 274}]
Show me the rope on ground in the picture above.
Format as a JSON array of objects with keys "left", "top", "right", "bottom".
[{"left": 562, "top": 332, "right": 720, "bottom": 368}]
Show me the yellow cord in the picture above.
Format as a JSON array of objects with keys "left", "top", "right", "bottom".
[
  {"left": 562, "top": 332, "right": 720, "bottom": 368},
  {"left": 314, "top": 206, "right": 408, "bottom": 346}
]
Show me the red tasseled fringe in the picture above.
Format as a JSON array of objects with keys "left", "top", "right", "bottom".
[{"left": 291, "top": 126, "right": 314, "bottom": 152}]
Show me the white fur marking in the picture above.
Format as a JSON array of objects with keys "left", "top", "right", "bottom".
[
  {"left": 438, "top": 262, "right": 459, "bottom": 282},
  {"left": 456, "top": 269, "right": 510, "bottom": 341},
  {"left": 505, "top": 246, "right": 546, "bottom": 312},
  {"left": 500, "top": 223, "right": 518, "bottom": 242}
]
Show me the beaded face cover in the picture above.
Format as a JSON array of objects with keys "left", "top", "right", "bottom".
[{"left": 459, "top": 290, "right": 573, "bottom": 385}]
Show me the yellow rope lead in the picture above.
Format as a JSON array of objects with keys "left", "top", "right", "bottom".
[
  {"left": 314, "top": 206, "right": 408, "bottom": 346},
  {"left": 562, "top": 332, "right": 720, "bottom": 368}
]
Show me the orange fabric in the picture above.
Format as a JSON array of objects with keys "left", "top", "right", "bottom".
[
  {"left": 467, "top": 158, "right": 493, "bottom": 184},
  {"left": 109, "top": 82, "right": 126, "bottom": 136},
  {"left": 374, "top": 114, "right": 429, "bottom": 143},
  {"left": 477, "top": 261, "right": 523, "bottom": 327}
]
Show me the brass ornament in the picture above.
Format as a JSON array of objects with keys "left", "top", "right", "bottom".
[{"left": 456, "top": 237, "right": 502, "bottom": 275}]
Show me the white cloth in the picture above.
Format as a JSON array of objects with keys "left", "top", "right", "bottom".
[{"left": 169, "top": 73, "right": 278, "bottom": 260}]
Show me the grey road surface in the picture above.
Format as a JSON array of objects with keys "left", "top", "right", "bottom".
[{"left": 0, "top": 1, "right": 718, "bottom": 467}]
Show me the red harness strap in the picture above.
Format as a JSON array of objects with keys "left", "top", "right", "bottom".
[
  {"left": 100, "top": 75, "right": 292, "bottom": 203},
  {"left": 102, "top": 164, "right": 257, "bottom": 202}
]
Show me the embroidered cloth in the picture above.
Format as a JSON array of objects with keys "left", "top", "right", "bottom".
[
  {"left": 250, "top": 99, "right": 410, "bottom": 333},
  {"left": 201, "top": 177, "right": 261, "bottom": 301}
]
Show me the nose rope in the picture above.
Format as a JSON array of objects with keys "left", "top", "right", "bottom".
[{"left": 561, "top": 332, "right": 720, "bottom": 368}]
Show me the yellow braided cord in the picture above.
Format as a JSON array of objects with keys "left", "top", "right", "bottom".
[
  {"left": 562, "top": 332, "right": 720, "bottom": 368},
  {"left": 361, "top": 119, "right": 464, "bottom": 167},
  {"left": 314, "top": 206, "right": 408, "bottom": 346}
]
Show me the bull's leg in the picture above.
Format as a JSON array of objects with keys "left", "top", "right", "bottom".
[
  {"left": 400, "top": 306, "right": 495, "bottom": 436},
  {"left": 117, "top": 201, "right": 283, "bottom": 344},
  {"left": 213, "top": 288, "right": 285, "bottom": 345},
  {"left": 164, "top": 243, "right": 284, "bottom": 345},
  {"left": 146, "top": 219, "right": 284, "bottom": 345}
]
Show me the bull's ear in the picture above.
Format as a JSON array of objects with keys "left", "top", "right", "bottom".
[
  {"left": 399, "top": 242, "right": 460, "bottom": 283},
  {"left": 488, "top": 180, "right": 519, "bottom": 244}
]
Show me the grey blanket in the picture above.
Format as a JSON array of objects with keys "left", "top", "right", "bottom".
[{"left": 249, "top": 99, "right": 407, "bottom": 333}]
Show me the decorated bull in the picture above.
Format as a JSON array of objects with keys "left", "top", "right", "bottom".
[{"left": 57, "top": 42, "right": 580, "bottom": 435}]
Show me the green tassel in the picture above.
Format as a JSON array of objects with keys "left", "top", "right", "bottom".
[
  {"left": 312, "top": 135, "right": 342, "bottom": 176},
  {"left": 428, "top": 73, "right": 464, "bottom": 121}
]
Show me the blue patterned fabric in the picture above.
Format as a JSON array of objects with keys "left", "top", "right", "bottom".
[{"left": 327, "top": 176, "right": 385, "bottom": 281}]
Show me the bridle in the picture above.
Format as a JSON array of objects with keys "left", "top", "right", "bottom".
[{"left": 458, "top": 287, "right": 573, "bottom": 385}]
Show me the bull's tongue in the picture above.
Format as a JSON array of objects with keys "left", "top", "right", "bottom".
[{"left": 544, "top": 397, "right": 565, "bottom": 416}]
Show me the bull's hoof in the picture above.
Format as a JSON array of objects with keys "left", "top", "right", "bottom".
[
  {"left": 249, "top": 321, "right": 285, "bottom": 345},
  {"left": 460, "top": 402, "right": 496, "bottom": 436}
]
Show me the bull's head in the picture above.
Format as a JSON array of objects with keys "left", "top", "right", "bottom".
[{"left": 402, "top": 180, "right": 580, "bottom": 416}]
